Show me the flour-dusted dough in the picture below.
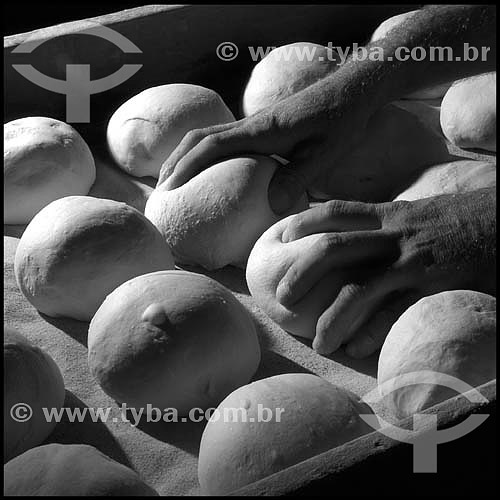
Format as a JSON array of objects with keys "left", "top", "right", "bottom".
[
  {"left": 107, "top": 84, "right": 235, "bottom": 178},
  {"left": 14, "top": 196, "right": 174, "bottom": 322},
  {"left": 307, "top": 104, "right": 451, "bottom": 202},
  {"left": 198, "top": 373, "right": 375, "bottom": 495},
  {"left": 4, "top": 327, "right": 65, "bottom": 463},
  {"left": 4, "top": 117, "right": 96, "bottom": 224},
  {"left": 393, "top": 160, "right": 496, "bottom": 201},
  {"left": 246, "top": 215, "right": 340, "bottom": 339},
  {"left": 4, "top": 443, "right": 158, "bottom": 496},
  {"left": 145, "top": 155, "right": 308, "bottom": 270},
  {"left": 378, "top": 290, "right": 496, "bottom": 420},
  {"left": 242, "top": 42, "right": 341, "bottom": 116},
  {"left": 370, "top": 10, "right": 452, "bottom": 100},
  {"left": 440, "top": 72, "right": 496, "bottom": 152},
  {"left": 88, "top": 270, "right": 261, "bottom": 416}
]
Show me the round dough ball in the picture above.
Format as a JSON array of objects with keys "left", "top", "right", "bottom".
[
  {"left": 4, "top": 117, "right": 96, "bottom": 225},
  {"left": 107, "top": 84, "right": 235, "bottom": 178},
  {"left": 247, "top": 215, "right": 348, "bottom": 339},
  {"left": 4, "top": 327, "right": 65, "bottom": 462},
  {"left": 370, "top": 11, "right": 452, "bottom": 100},
  {"left": 440, "top": 72, "right": 496, "bottom": 152},
  {"left": 242, "top": 42, "right": 341, "bottom": 116},
  {"left": 393, "top": 160, "right": 496, "bottom": 201},
  {"left": 378, "top": 290, "right": 496, "bottom": 420},
  {"left": 14, "top": 196, "right": 174, "bottom": 321},
  {"left": 4, "top": 443, "right": 158, "bottom": 496},
  {"left": 145, "top": 155, "right": 308, "bottom": 270},
  {"left": 88, "top": 270, "right": 261, "bottom": 416},
  {"left": 198, "top": 373, "right": 375, "bottom": 495}
]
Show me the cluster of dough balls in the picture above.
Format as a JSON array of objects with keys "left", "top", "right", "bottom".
[
  {"left": 4, "top": 117, "right": 96, "bottom": 225},
  {"left": 4, "top": 327, "right": 66, "bottom": 462},
  {"left": 4, "top": 444, "right": 158, "bottom": 496}
]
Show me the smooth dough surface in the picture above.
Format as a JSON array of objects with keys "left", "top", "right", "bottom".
[
  {"left": 246, "top": 215, "right": 342, "bottom": 339},
  {"left": 14, "top": 196, "right": 174, "bottom": 321},
  {"left": 378, "top": 290, "right": 496, "bottom": 420},
  {"left": 242, "top": 42, "right": 341, "bottom": 116},
  {"left": 440, "top": 72, "right": 496, "bottom": 152},
  {"left": 4, "top": 327, "right": 65, "bottom": 462},
  {"left": 145, "top": 155, "right": 308, "bottom": 270},
  {"left": 88, "top": 270, "right": 261, "bottom": 416},
  {"left": 4, "top": 117, "right": 96, "bottom": 224},
  {"left": 4, "top": 443, "right": 158, "bottom": 496},
  {"left": 198, "top": 373, "right": 375, "bottom": 495},
  {"left": 107, "top": 84, "right": 235, "bottom": 178},
  {"left": 393, "top": 160, "right": 496, "bottom": 201}
]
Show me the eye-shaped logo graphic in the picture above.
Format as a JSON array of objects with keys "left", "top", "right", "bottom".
[
  {"left": 11, "top": 21, "right": 143, "bottom": 123},
  {"left": 360, "top": 371, "right": 489, "bottom": 473}
]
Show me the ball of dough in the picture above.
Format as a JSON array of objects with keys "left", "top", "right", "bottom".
[
  {"left": 198, "top": 373, "right": 375, "bottom": 495},
  {"left": 378, "top": 290, "right": 496, "bottom": 420},
  {"left": 440, "top": 72, "right": 496, "bottom": 152},
  {"left": 107, "top": 84, "right": 235, "bottom": 178},
  {"left": 145, "top": 155, "right": 308, "bottom": 270},
  {"left": 3, "top": 443, "right": 158, "bottom": 496},
  {"left": 4, "top": 117, "right": 96, "bottom": 225},
  {"left": 242, "top": 42, "right": 341, "bottom": 116},
  {"left": 88, "top": 270, "right": 261, "bottom": 416},
  {"left": 247, "top": 215, "right": 350, "bottom": 339},
  {"left": 14, "top": 196, "right": 174, "bottom": 321},
  {"left": 307, "top": 104, "right": 450, "bottom": 202},
  {"left": 4, "top": 327, "right": 65, "bottom": 462},
  {"left": 393, "top": 160, "right": 496, "bottom": 201},
  {"left": 370, "top": 11, "right": 452, "bottom": 100}
]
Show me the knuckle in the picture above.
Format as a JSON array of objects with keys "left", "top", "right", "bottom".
[
  {"left": 285, "top": 217, "right": 304, "bottom": 240},
  {"left": 319, "top": 233, "right": 343, "bottom": 253},
  {"left": 323, "top": 199, "right": 348, "bottom": 217},
  {"left": 183, "top": 128, "right": 206, "bottom": 144},
  {"left": 341, "top": 282, "right": 366, "bottom": 302}
]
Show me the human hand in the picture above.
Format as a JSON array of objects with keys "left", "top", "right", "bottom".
[
  {"left": 157, "top": 74, "right": 374, "bottom": 213},
  {"left": 276, "top": 188, "right": 496, "bottom": 357}
]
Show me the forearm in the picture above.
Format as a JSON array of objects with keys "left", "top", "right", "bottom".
[
  {"left": 414, "top": 187, "right": 497, "bottom": 295},
  {"left": 317, "top": 5, "right": 496, "bottom": 116}
]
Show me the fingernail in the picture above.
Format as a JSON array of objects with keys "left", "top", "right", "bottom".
[
  {"left": 276, "top": 281, "right": 292, "bottom": 307},
  {"left": 312, "top": 337, "right": 331, "bottom": 356},
  {"left": 268, "top": 170, "right": 304, "bottom": 215}
]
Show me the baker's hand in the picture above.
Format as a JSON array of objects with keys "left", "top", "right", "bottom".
[
  {"left": 276, "top": 188, "right": 496, "bottom": 358},
  {"left": 157, "top": 75, "right": 374, "bottom": 214}
]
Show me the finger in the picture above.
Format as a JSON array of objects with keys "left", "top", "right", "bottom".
[
  {"left": 163, "top": 126, "right": 284, "bottom": 190},
  {"left": 157, "top": 122, "right": 239, "bottom": 187},
  {"left": 344, "top": 290, "right": 421, "bottom": 359},
  {"left": 312, "top": 267, "right": 408, "bottom": 356},
  {"left": 282, "top": 199, "right": 382, "bottom": 243},
  {"left": 276, "top": 230, "right": 398, "bottom": 307}
]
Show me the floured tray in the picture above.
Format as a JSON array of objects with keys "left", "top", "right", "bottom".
[{"left": 4, "top": 4, "right": 496, "bottom": 496}]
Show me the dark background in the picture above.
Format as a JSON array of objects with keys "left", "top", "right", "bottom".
[{"left": 4, "top": 2, "right": 148, "bottom": 36}]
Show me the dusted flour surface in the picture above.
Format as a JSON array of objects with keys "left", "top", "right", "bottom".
[
  {"left": 3, "top": 105, "right": 493, "bottom": 494},
  {"left": 4, "top": 234, "right": 384, "bottom": 496}
]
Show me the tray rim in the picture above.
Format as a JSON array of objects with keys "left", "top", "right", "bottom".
[{"left": 4, "top": 4, "right": 497, "bottom": 496}]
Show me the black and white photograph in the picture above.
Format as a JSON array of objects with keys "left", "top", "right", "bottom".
[{"left": 3, "top": 3, "right": 496, "bottom": 496}]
